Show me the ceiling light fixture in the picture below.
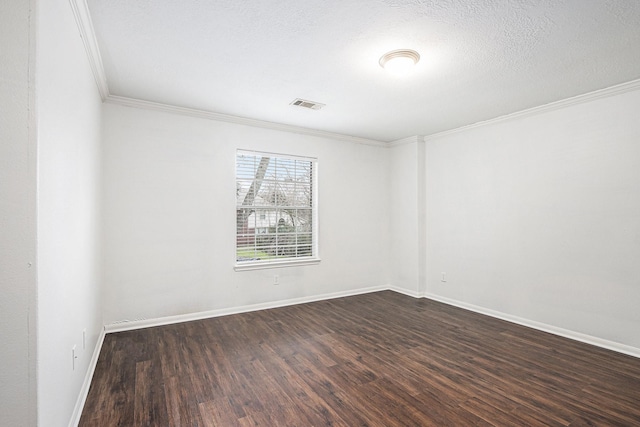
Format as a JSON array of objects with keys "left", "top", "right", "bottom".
[{"left": 379, "top": 49, "right": 420, "bottom": 76}]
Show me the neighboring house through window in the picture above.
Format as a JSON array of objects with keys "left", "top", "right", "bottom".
[{"left": 235, "top": 150, "right": 319, "bottom": 270}]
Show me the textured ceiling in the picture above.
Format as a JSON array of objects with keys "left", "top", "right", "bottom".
[{"left": 86, "top": 0, "right": 640, "bottom": 142}]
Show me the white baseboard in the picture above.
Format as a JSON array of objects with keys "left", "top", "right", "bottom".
[
  {"left": 104, "top": 285, "right": 388, "bottom": 333},
  {"left": 69, "top": 286, "right": 640, "bottom": 427},
  {"left": 423, "top": 293, "right": 640, "bottom": 359},
  {"left": 386, "top": 284, "right": 422, "bottom": 299},
  {"left": 68, "top": 327, "right": 106, "bottom": 427},
  {"left": 101, "top": 285, "right": 639, "bottom": 360}
]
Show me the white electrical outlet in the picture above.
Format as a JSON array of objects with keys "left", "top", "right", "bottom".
[
  {"left": 72, "top": 345, "right": 78, "bottom": 370},
  {"left": 274, "top": 275, "right": 279, "bottom": 285},
  {"left": 441, "top": 272, "right": 447, "bottom": 282}
]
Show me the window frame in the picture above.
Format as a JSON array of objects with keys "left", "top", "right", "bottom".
[{"left": 234, "top": 149, "right": 320, "bottom": 271}]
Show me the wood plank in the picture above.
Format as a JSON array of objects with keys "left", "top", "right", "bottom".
[{"left": 134, "top": 358, "right": 168, "bottom": 426}]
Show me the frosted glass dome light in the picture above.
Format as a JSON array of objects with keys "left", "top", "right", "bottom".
[{"left": 379, "top": 49, "right": 420, "bottom": 77}]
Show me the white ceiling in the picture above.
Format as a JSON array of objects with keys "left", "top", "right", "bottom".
[{"left": 86, "top": 0, "right": 640, "bottom": 142}]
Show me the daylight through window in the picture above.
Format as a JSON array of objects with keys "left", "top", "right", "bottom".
[{"left": 236, "top": 150, "right": 316, "bottom": 267}]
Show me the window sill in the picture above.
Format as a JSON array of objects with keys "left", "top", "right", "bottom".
[{"left": 234, "top": 258, "right": 321, "bottom": 272}]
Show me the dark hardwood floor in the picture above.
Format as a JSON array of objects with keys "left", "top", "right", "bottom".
[{"left": 79, "top": 291, "right": 640, "bottom": 426}]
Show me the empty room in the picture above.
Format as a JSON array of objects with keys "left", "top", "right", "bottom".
[{"left": 2, "top": 0, "right": 640, "bottom": 426}]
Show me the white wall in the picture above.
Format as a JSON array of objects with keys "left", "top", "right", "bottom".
[
  {"left": 0, "top": 1, "right": 37, "bottom": 425},
  {"left": 102, "top": 103, "right": 390, "bottom": 324},
  {"left": 389, "top": 138, "right": 426, "bottom": 295},
  {"left": 425, "top": 88, "right": 640, "bottom": 350},
  {"left": 36, "top": 0, "right": 103, "bottom": 425}
]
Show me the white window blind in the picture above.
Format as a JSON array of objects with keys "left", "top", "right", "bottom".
[{"left": 236, "top": 150, "right": 317, "bottom": 268}]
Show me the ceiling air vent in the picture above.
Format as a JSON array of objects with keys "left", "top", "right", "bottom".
[{"left": 290, "top": 98, "right": 325, "bottom": 110}]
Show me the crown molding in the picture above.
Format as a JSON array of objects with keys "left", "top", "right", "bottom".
[
  {"left": 424, "top": 78, "right": 640, "bottom": 142},
  {"left": 68, "top": 0, "right": 386, "bottom": 147},
  {"left": 69, "top": 0, "right": 109, "bottom": 100},
  {"left": 68, "top": 0, "right": 640, "bottom": 147},
  {"left": 388, "top": 135, "right": 425, "bottom": 147},
  {"left": 105, "top": 95, "right": 387, "bottom": 146}
]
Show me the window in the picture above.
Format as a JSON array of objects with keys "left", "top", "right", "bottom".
[{"left": 235, "top": 150, "right": 318, "bottom": 270}]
